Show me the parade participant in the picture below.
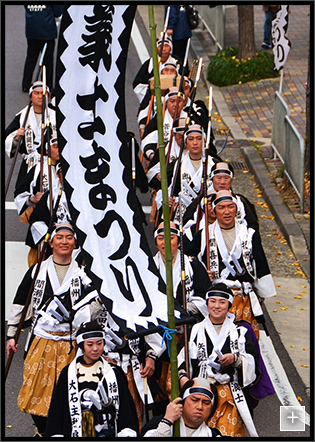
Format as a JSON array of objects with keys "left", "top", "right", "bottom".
[
  {"left": 186, "top": 190, "right": 276, "bottom": 337},
  {"left": 136, "top": 221, "right": 211, "bottom": 413},
  {"left": 137, "top": 57, "right": 179, "bottom": 138},
  {"left": 45, "top": 321, "right": 139, "bottom": 437},
  {"left": 142, "top": 377, "right": 222, "bottom": 437},
  {"left": 141, "top": 86, "right": 186, "bottom": 162},
  {"left": 182, "top": 161, "right": 258, "bottom": 238},
  {"left": 25, "top": 164, "right": 71, "bottom": 249},
  {"left": 155, "top": 124, "right": 217, "bottom": 223},
  {"left": 154, "top": 221, "right": 211, "bottom": 320},
  {"left": 178, "top": 284, "right": 259, "bottom": 437},
  {"left": 147, "top": 117, "right": 186, "bottom": 191},
  {"left": 6, "top": 223, "right": 103, "bottom": 437},
  {"left": 133, "top": 32, "right": 179, "bottom": 103},
  {"left": 5, "top": 81, "right": 56, "bottom": 187},
  {"left": 210, "top": 162, "right": 259, "bottom": 230},
  {"left": 182, "top": 190, "right": 217, "bottom": 250},
  {"left": 14, "top": 133, "right": 59, "bottom": 221}
]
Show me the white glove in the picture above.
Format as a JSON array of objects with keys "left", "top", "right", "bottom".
[{"left": 82, "top": 389, "right": 102, "bottom": 410}]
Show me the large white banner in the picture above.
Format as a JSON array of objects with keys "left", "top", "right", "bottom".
[
  {"left": 56, "top": 5, "right": 187, "bottom": 334},
  {"left": 272, "top": 5, "right": 291, "bottom": 71}
]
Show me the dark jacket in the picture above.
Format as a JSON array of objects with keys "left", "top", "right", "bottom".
[
  {"left": 24, "top": 4, "right": 64, "bottom": 40},
  {"left": 166, "top": 5, "right": 192, "bottom": 40}
]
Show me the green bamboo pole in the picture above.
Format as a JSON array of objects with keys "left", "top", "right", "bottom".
[{"left": 148, "top": 5, "right": 180, "bottom": 437}]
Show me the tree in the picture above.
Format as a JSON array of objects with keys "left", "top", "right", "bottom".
[{"left": 238, "top": 5, "right": 256, "bottom": 59}]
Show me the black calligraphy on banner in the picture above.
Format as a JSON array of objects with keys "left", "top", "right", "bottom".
[
  {"left": 56, "top": 5, "right": 191, "bottom": 334},
  {"left": 271, "top": 5, "right": 291, "bottom": 71},
  {"left": 78, "top": 4, "right": 114, "bottom": 72}
]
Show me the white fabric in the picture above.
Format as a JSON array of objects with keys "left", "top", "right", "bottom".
[{"left": 58, "top": 5, "right": 182, "bottom": 332}]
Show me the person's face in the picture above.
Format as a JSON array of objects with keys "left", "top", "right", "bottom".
[
  {"left": 161, "top": 66, "right": 177, "bottom": 76},
  {"left": 184, "top": 82, "right": 191, "bottom": 98},
  {"left": 182, "top": 394, "right": 213, "bottom": 428},
  {"left": 156, "top": 228, "right": 179, "bottom": 260},
  {"left": 31, "top": 88, "right": 48, "bottom": 109},
  {"left": 167, "top": 96, "right": 184, "bottom": 118},
  {"left": 174, "top": 132, "right": 184, "bottom": 147},
  {"left": 50, "top": 229, "right": 75, "bottom": 260},
  {"left": 207, "top": 297, "right": 230, "bottom": 323},
  {"left": 50, "top": 143, "right": 59, "bottom": 163},
  {"left": 212, "top": 173, "right": 232, "bottom": 191},
  {"left": 215, "top": 200, "right": 237, "bottom": 229},
  {"left": 186, "top": 134, "right": 203, "bottom": 158},
  {"left": 158, "top": 43, "right": 172, "bottom": 62},
  {"left": 83, "top": 338, "right": 105, "bottom": 364}
]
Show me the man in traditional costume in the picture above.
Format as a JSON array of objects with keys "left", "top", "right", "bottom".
[
  {"left": 45, "top": 321, "right": 139, "bottom": 437},
  {"left": 147, "top": 117, "right": 186, "bottom": 190},
  {"left": 6, "top": 223, "right": 103, "bottom": 437},
  {"left": 14, "top": 133, "right": 60, "bottom": 222},
  {"left": 5, "top": 81, "right": 56, "bottom": 187},
  {"left": 141, "top": 86, "right": 186, "bottom": 162},
  {"left": 137, "top": 221, "right": 211, "bottom": 415},
  {"left": 142, "top": 377, "right": 222, "bottom": 437},
  {"left": 25, "top": 163, "right": 73, "bottom": 267},
  {"left": 185, "top": 190, "right": 277, "bottom": 338},
  {"left": 133, "top": 32, "right": 180, "bottom": 104},
  {"left": 137, "top": 57, "right": 179, "bottom": 138},
  {"left": 210, "top": 162, "right": 259, "bottom": 230},
  {"left": 155, "top": 124, "right": 217, "bottom": 223},
  {"left": 178, "top": 284, "right": 260, "bottom": 437}
]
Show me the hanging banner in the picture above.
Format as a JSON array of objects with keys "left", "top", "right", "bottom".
[
  {"left": 271, "top": 5, "right": 291, "bottom": 71},
  {"left": 55, "top": 5, "right": 188, "bottom": 333}
]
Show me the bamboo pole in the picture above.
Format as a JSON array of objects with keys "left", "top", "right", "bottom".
[{"left": 148, "top": 5, "right": 180, "bottom": 437}]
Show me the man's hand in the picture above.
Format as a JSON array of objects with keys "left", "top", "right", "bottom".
[
  {"left": 15, "top": 128, "right": 26, "bottom": 139},
  {"left": 30, "top": 192, "right": 44, "bottom": 204},
  {"left": 140, "top": 356, "right": 155, "bottom": 378},
  {"left": 164, "top": 397, "right": 183, "bottom": 424},
  {"left": 218, "top": 352, "right": 235, "bottom": 367},
  {"left": 6, "top": 338, "right": 18, "bottom": 358}
]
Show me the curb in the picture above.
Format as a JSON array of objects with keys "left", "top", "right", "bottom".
[{"left": 190, "top": 37, "right": 310, "bottom": 282}]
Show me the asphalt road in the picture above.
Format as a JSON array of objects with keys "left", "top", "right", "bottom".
[{"left": 4, "top": 5, "right": 310, "bottom": 439}]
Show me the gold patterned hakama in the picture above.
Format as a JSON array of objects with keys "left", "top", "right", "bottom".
[{"left": 17, "top": 334, "right": 76, "bottom": 417}]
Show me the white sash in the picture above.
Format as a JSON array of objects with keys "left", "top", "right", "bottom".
[
  {"left": 68, "top": 355, "right": 120, "bottom": 437},
  {"left": 192, "top": 316, "right": 258, "bottom": 437}
]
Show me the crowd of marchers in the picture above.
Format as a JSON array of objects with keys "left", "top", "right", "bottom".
[{"left": 5, "top": 4, "right": 277, "bottom": 438}]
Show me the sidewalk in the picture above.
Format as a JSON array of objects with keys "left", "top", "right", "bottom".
[{"left": 190, "top": 4, "right": 310, "bottom": 280}]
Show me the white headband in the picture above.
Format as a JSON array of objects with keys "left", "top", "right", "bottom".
[
  {"left": 184, "top": 127, "right": 206, "bottom": 142},
  {"left": 212, "top": 195, "right": 238, "bottom": 211},
  {"left": 183, "top": 386, "right": 214, "bottom": 404},
  {"left": 165, "top": 90, "right": 184, "bottom": 102},
  {"left": 50, "top": 225, "right": 76, "bottom": 241},
  {"left": 210, "top": 168, "right": 233, "bottom": 180},
  {"left": 154, "top": 226, "right": 180, "bottom": 239},
  {"left": 29, "top": 82, "right": 50, "bottom": 96},
  {"left": 157, "top": 37, "right": 173, "bottom": 52},
  {"left": 206, "top": 289, "right": 234, "bottom": 305},
  {"left": 76, "top": 330, "right": 106, "bottom": 345}
]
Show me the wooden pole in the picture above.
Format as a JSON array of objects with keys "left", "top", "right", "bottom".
[{"left": 148, "top": 5, "right": 180, "bottom": 437}]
